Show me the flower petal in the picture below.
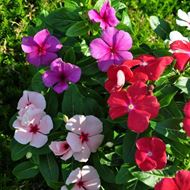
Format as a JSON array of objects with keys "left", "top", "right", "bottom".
[
  {"left": 183, "top": 117, "right": 190, "bottom": 136},
  {"left": 82, "top": 116, "right": 103, "bottom": 136},
  {"left": 128, "top": 109, "right": 150, "bottom": 133},
  {"left": 87, "top": 135, "right": 104, "bottom": 152},
  {"left": 45, "top": 36, "right": 62, "bottom": 52},
  {"left": 73, "top": 143, "right": 91, "bottom": 162},
  {"left": 53, "top": 81, "right": 68, "bottom": 94},
  {"left": 14, "top": 128, "right": 32, "bottom": 145},
  {"left": 42, "top": 70, "right": 60, "bottom": 87},
  {"left": 175, "top": 170, "right": 190, "bottom": 190},
  {"left": 41, "top": 52, "right": 58, "bottom": 66},
  {"left": 90, "top": 38, "right": 109, "bottom": 60},
  {"left": 66, "top": 132, "right": 82, "bottom": 152},
  {"left": 26, "top": 52, "right": 41, "bottom": 67},
  {"left": 33, "top": 29, "right": 50, "bottom": 46},
  {"left": 155, "top": 178, "right": 178, "bottom": 190},
  {"left": 30, "top": 133, "right": 48, "bottom": 148},
  {"left": 66, "top": 167, "right": 81, "bottom": 185},
  {"left": 66, "top": 115, "right": 86, "bottom": 134},
  {"left": 21, "top": 37, "right": 38, "bottom": 53},
  {"left": 177, "top": 9, "right": 190, "bottom": 22},
  {"left": 88, "top": 10, "right": 102, "bottom": 22},
  {"left": 173, "top": 53, "right": 190, "bottom": 71},
  {"left": 39, "top": 115, "right": 53, "bottom": 134}
]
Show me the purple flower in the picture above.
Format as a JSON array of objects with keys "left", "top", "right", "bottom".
[
  {"left": 42, "top": 58, "right": 81, "bottom": 93},
  {"left": 21, "top": 29, "right": 62, "bottom": 67},
  {"left": 90, "top": 27, "right": 133, "bottom": 72},
  {"left": 88, "top": 0, "right": 119, "bottom": 30}
]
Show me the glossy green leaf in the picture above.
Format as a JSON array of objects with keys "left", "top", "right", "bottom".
[
  {"left": 39, "top": 154, "right": 59, "bottom": 188},
  {"left": 66, "top": 21, "right": 88, "bottom": 37},
  {"left": 174, "top": 76, "right": 190, "bottom": 95},
  {"left": 13, "top": 161, "right": 39, "bottom": 180}
]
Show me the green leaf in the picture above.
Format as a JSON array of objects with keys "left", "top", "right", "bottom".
[
  {"left": 13, "top": 161, "right": 39, "bottom": 180},
  {"left": 149, "top": 16, "right": 171, "bottom": 40},
  {"left": 44, "top": 8, "right": 80, "bottom": 33},
  {"left": 122, "top": 131, "right": 137, "bottom": 163},
  {"left": 155, "top": 85, "right": 178, "bottom": 108},
  {"left": 174, "top": 76, "right": 190, "bottom": 95},
  {"left": 64, "top": 47, "right": 76, "bottom": 63},
  {"left": 31, "top": 69, "right": 46, "bottom": 93},
  {"left": 66, "top": 21, "right": 88, "bottom": 37},
  {"left": 150, "top": 118, "right": 186, "bottom": 141},
  {"left": 46, "top": 91, "right": 58, "bottom": 117},
  {"left": 62, "top": 84, "right": 103, "bottom": 117},
  {"left": 132, "top": 170, "right": 164, "bottom": 188},
  {"left": 39, "top": 154, "right": 59, "bottom": 188},
  {"left": 93, "top": 154, "right": 116, "bottom": 183},
  {"left": 11, "top": 140, "right": 30, "bottom": 161},
  {"left": 116, "top": 164, "right": 133, "bottom": 184}
]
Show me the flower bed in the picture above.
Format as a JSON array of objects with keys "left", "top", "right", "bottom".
[{"left": 10, "top": 1, "right": 190, "bottom": 189}]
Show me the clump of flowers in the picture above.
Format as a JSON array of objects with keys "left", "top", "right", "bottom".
[{"left": 10, "top": 1, "right": 190, "bottom": 190}]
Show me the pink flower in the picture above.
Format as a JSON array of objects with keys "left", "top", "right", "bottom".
[
  {"left": 66, "top": 115, "right": 104, "bottom": 162},
  {"left": 49, "top": 141, "right": 73, "bottom": 161},
  {"left": 13, "top": 108, "right": 53, "bottom": 148},
  {"left": 17, "top": 90, "right": 46, "bottom": 116},
  {"left": 90, "top": 27, "right": 133, "bottom": 72},
  {"left": 42, "top": 58, "right": 81, "bottom": 94},
  {"left": 21, "top": 29, "right": 62, "bottom": 67},
  {"left": 88, "top": 0, "right": 119, "bottom": 30},
  {"left": 64, "top": 165, "right": 101, "bottom": 190}
]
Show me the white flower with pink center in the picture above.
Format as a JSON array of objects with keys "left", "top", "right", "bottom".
[
  {"left": 17, "top": 90, "right": 46, "bottom": 116},
  {"left": 13, "top": 108, "right": 53, "bottom": 148},
  {"left": 61, "top": 165, "right": 101, "bottom": 190},
  {"left": 49, "top": 141, "right": 73, "bottom": 161},
  {"left": 66, "top": 115, "right": 104, "bottom": 162}
]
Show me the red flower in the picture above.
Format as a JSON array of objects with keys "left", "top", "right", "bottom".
[
  {"left": 107, "top": 82, "right": 160, "bottom": 133},
  {"left": 155, "top": 170, "right": 190, "bottom": 190},
  {"left": 125, "top": 55, "right": 173, "bottom": 81},
  {"left": 183, "top": 101, "right": 190, "bottom": 136},
  {"left": 170, "top": 40, "right": 190, "bottom": 71},
  {"left": 104, "top": 63, "right": 133, "bottom": 93},
  {"left": 135, "top": 137, "right": 167, "bottom": 171}
]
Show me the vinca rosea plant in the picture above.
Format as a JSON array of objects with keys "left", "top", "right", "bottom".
[{"left": 10, "top": 1, "right": 190, "bottom": 189}]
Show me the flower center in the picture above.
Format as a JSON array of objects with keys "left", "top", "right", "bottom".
[
  {"left": 147, "top": 151, "right": 153, "bottom": 157},
  {"left": 29, "top": 124, "right": 39, "bottom": 134},
  {"left": 141, "top": 62, "right": 148, "bottom": 66},
  {"left": 128, "top": 104, "right": 134, "bottom": 110},
  {"left": 38, "top": 46, "right": 46, "bottom": 55},
  {"left": 63, "top": 143, "right": 69, "bottom": 150},
  {"left": 77, "top": 180, "right": 84, "bottom": 188},
  {"left": 80, "top": 132, "right": 89, "bottom": 143},
  {"left": 110, "top": 47, "right": 115, "bottom": 54},
  {"left": 59, "top": 73, "right": 65, "bottom": 82}
]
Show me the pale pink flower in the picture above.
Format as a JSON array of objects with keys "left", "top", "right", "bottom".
[
  {"left": 88, "top": 0, "right": 119, "bottom": 30},
  {"left": 65, "top": 165, "right": 101, "bottom": 190},
  {"left": 13, "top": 108, "right": 53, "bottom": 148},
  {"left": 176, "top": 9, "right": 190, "bottom": 30},
  {"left": 17, "top": 90, "right": 46, "bottom": 116},
  {"left": 60, "top": 186, "right": 67, "bottom": 190},
  {"left": 66, "top": 115, "right": 104, "bottom": 162},
  {"left": 49, "top": 141, "right": 73, "bottom": 161}
]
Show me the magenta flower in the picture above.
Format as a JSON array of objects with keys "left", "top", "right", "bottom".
[
  {"left": 90, "top": 27, "right": 133, "bottom": 72},
  {"left": 21, "top": 29, "right": 62, "bottom": 67},
  {"left": 88, "top": 0, "right": 119, "bottom": 30},
  {"left": 42, "top": 58, "right": 81, "bottom": 94}
]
